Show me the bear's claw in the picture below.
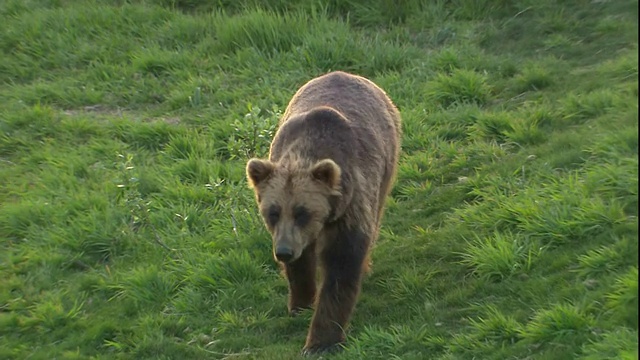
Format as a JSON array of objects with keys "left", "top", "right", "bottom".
[
  {"left": 301, "top": 342, "right": 343, "bottom": 356},
  {"left": 289, "top": 308, "right": 304, "bottom": 317},
  {"left": 289, "top": 305, "right": 312, "bottom": 317}
]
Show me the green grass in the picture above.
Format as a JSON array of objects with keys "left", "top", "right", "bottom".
[{"left": 0, "top": 0, "right": 637, "bottom": 359}]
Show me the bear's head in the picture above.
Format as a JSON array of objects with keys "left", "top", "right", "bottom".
[{"left": 246, "top": 158, "right": 342, "bottom": 263}]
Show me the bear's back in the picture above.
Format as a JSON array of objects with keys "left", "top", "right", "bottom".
[
  {"left": 278, "top": 72, "right": 400, "bottom": 165},
  {"left": 283, "top": 71, "right": 399, "bottom": 135}
]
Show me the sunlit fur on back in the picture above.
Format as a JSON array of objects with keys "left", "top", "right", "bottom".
[{"left": 245, "top": 71, "right": 401, "bottom": 354}]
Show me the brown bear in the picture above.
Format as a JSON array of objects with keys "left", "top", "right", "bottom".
[{"left": 245, "top": 71, "right": 402, "bottom": 355}]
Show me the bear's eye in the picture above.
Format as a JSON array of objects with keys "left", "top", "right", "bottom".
[
  {"left": 267, "top": 205, "right": 281, "bottom": 226},
  {"left": 293, "top": 206, "right": 311, "bottom": 227}
]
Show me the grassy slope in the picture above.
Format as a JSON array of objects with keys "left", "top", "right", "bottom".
[{"left": 0, "top": 0, "right": 637, "bottom": 359}]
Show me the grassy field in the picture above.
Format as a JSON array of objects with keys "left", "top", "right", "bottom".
[{"left": 0, "top": 0, "right": 638, "bottom": 359}]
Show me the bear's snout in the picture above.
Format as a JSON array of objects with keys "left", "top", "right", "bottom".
[{"left": 274, "top": 244, "right": 295, "bottom": 263}]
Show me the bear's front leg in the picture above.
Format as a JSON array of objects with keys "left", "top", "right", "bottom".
[
  {"left": 302, "top": 227, "right": 367, "bottom": 355},
  {"left": 283, "top": 243, "right": 316, "bottom": 316}
]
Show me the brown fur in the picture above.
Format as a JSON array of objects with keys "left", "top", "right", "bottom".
[{"left": 246, "top": 71, "right": 401, "bottom": 355}]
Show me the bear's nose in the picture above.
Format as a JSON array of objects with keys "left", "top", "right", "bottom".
[{"left": 275, "top": 245, "right": 294, "bottom": 263}]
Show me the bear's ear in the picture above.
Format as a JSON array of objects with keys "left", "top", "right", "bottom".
[
  {"left": 246, "top": 158, "right": 275, "bottom": 188},
  {"left": 311, "top": 159, "right": 341, "bottom": 190}
]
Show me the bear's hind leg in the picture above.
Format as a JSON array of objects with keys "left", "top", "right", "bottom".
[
  {"left": 284, "top": 243, "right": 316, "bottom": 316},
  {"left": 302, "top": 226, "right": 368, "bottom": 355}
]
